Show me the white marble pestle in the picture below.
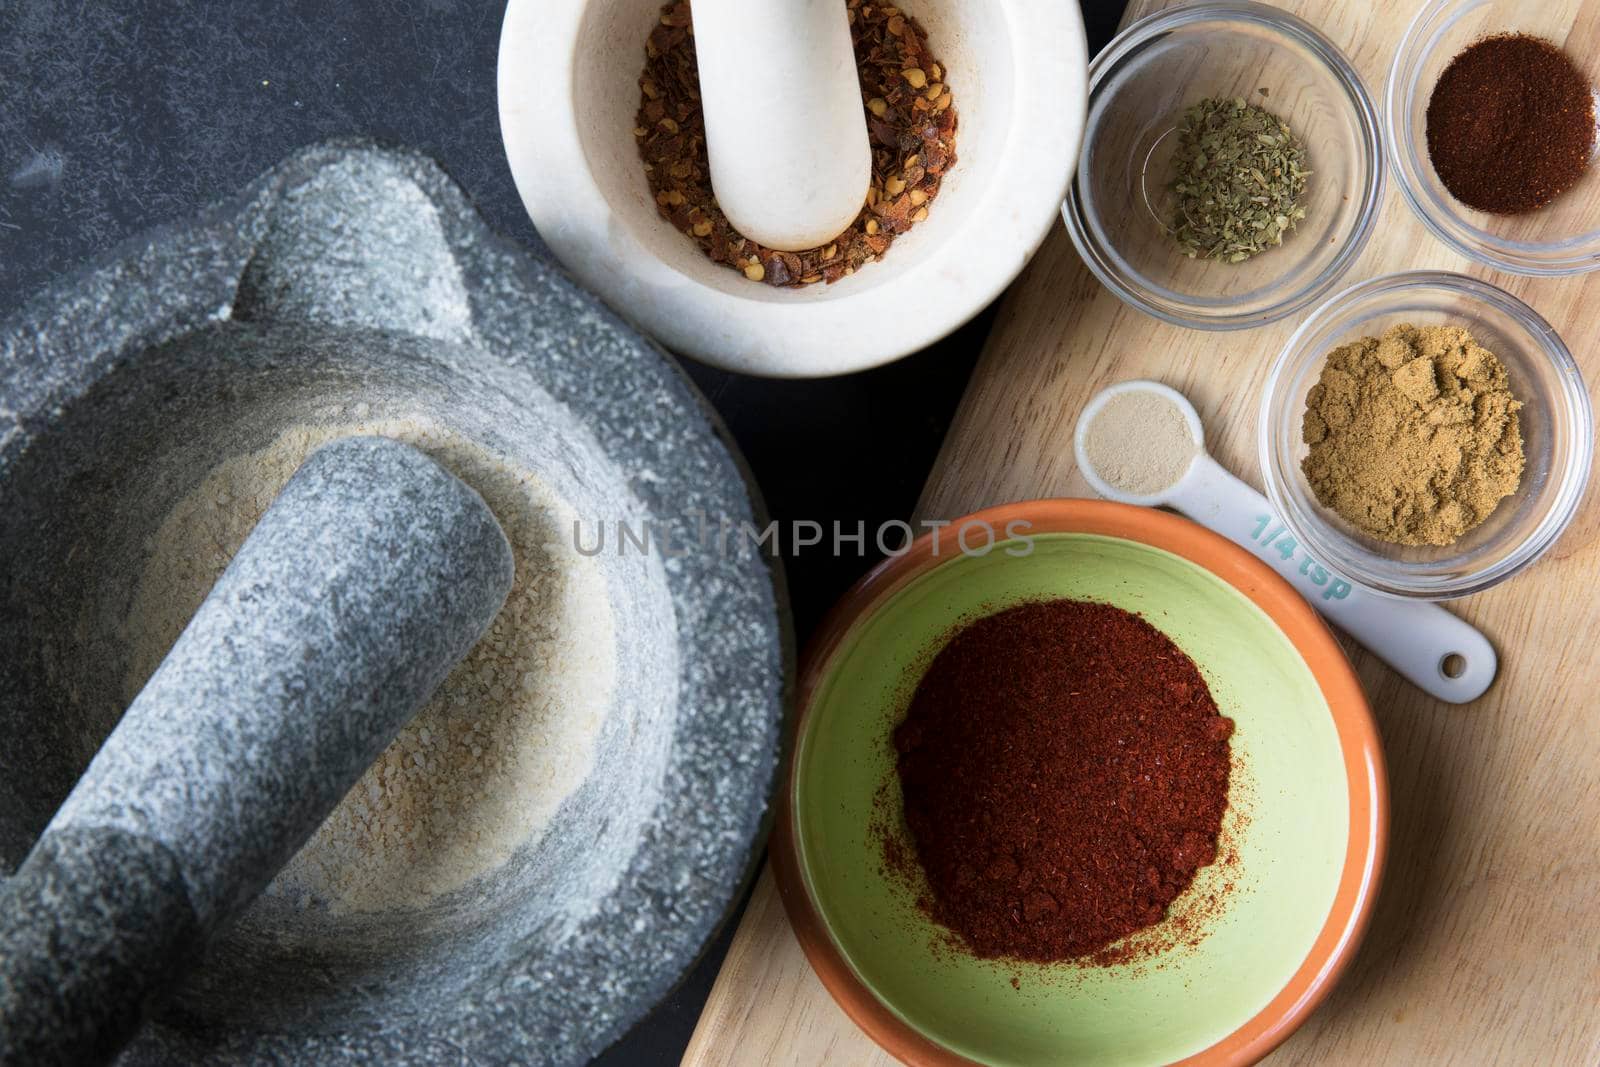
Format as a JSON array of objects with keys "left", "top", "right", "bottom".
[{"left": 692, "top": 0, "right": 872, "bottom": 252}]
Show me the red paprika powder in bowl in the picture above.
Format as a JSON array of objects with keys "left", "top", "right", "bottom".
[
  {"left": 772, "top": 499, "right": 1386, "bottom": 1067},
  {"left": 893, "top": 598, "right": 1237, "bottom": 968}
]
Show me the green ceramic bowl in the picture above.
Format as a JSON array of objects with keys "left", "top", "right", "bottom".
[{"left": 772, "top": 500, "right": 1385, "bottom": 1067}]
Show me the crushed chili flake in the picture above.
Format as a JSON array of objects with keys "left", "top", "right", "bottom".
[
  {"left": 890, "top": 600, "right": 1234, "bottom": 964},
  {"left": 636, "top": 0, "right": 958, "bottom": 288}
]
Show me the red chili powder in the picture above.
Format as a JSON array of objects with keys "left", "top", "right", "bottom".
[
  {"left": 1425, "top": 34, "right": 1595, "bottom": 215},
  {"left": 892, "top": 599, "right": 1233, "bottom": 963}
]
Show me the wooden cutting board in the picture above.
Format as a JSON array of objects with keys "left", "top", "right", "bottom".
[{"left": 684, "top": 1, "right": 1600, "bottom": 1063}]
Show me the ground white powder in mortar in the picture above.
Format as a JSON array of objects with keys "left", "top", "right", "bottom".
[
  {"left": 1084, "top": 391, "right": 1199, "bottom": 496},
  {"left": 123, "top": 415, "right": 616, "bottom": 913}
]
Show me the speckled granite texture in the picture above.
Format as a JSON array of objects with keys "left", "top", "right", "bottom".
[
  {"left": 0, "top": 142, "right": 791, "bottom": 1065},
  {"left": 1, "top": 436, "right": 513, "bottom": 1066},
  {"left": 0, "top": 828, "right": 203, "bottom": 1067}
]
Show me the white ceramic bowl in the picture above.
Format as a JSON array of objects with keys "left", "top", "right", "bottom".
[{"left": 498, "top": 0, "right": 1087, "bottom": 378}]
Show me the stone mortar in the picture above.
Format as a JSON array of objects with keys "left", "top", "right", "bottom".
[{"left": 0, "top": 140, "right": 792, "bottom": 1064}]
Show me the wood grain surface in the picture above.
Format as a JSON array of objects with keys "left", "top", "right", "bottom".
[{"left": 685, "top": 1, "right": 1600, "bottom": 1063}]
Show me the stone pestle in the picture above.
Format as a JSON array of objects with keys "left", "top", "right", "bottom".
[{"left": 0, "top": 436, "right": 514, "bottom": 1067}]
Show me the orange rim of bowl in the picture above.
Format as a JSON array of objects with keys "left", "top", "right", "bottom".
[{"left": 770, "top": 498, "right": 1388, "bottom": 1067}]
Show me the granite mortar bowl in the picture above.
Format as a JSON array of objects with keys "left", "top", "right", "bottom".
[{"left": 0, "top": 142, "right": 790, "bottom": 1064}]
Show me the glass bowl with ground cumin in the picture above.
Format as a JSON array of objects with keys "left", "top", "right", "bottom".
[
  {"left": 1390, "top": 0, "right": 1600, "bottom": 274},
  {"left": 1064, "top": 2, "right": 1384, "bottom": 329},
  {"left": 1263, "top": 272, "right": 1594, "bottom": 600}
]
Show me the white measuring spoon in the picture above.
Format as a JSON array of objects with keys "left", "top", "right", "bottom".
[{"left": 1073, "top": 380, "right": 1497, "bottom": 704}]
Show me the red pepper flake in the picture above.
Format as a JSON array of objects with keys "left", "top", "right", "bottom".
[
  {"left": 890, "top": 599, "right": 1234, "bottom": 964},
  {"left": 635, "top": 0, "right": 958, "bottom": 288}
]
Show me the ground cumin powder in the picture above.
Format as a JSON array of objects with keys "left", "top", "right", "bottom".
[{"left": 1302, "top": 323, "right": 1524, "bottom": 546}]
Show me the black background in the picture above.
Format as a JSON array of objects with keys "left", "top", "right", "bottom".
[{"left": 0, "top": 1, "right": 1127, "bottom": 1060}]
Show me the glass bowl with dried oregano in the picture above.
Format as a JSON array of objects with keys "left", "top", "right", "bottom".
[
  {"left": 1063, "top": 1, "right": 1384, "bottom": 330},
  {"left": 1262, "top": 272, "right": 1594, "bottom": 600},
  {"left": 1390, "top": 0, "right": 1600, "bottom": 275},
  {"left": 498, "top": 0, "right": 1088, "bottom": 376}
]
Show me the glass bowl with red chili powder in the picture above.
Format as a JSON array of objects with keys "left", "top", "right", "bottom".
[
  {"left": 773, "top": 501, "right": 1386, "bottom": 1067},
  {"left": 1064, "top": 2, "right": 1385, "bottom": 329},
  {"left": 1390, "top": 0, "right": 1600, "bottom": 274}
]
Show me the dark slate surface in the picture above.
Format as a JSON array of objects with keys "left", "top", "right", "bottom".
[{"left": 0, "top": 1, "right": 1126, "bottom": 1061}]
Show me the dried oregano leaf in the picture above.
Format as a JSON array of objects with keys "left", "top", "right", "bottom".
[{"left": 1168, "top": 96, "right": 1310, "bottom": 263}]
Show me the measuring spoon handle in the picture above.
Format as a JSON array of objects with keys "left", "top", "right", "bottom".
[{"left": 1166, "top": 456, "right": 1496, "bottom": 704}]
